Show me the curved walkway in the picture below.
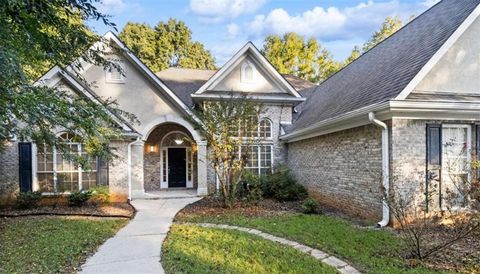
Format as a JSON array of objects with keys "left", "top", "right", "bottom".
[
  {"left": 184, "top": 222, "right": 361, "bottom": 274},
  {"left": 79, "top": 197, "right": 200, "bottom": 274}
]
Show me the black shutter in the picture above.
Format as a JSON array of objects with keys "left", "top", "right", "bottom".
[
  {"left": 426, "top": 124, "right": 442, "bottom": 211},
  {"left": 18, "top": 143, "right": 33, "bottom": 192}
]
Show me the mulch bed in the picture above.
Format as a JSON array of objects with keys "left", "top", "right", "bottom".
[{"left": 0, "top": 202, "right": 135, "bottom": 219}]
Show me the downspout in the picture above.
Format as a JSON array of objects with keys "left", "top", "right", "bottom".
[
  {"left": 368, "top": 112, "right": 390, "bottom": 228},
  {"left": 127, "top": 137, "right": 140, "bottom": 201}
]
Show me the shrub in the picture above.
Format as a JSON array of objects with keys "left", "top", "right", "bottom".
[
  {"left": 68, "top": 190, "right": 92, "bottom": 207},
  {"left": 89, "top": 186, "right": 110, "bottom": 204},
  {"left": 261, "top": 165, "right": 308, "bottom": 201},
  {"left": 302, "top": 198, "right": 319, "bottom": 214},
  {"left": 237, "top": 171, "right": 263, "bottom": 204},
  {"left": 15, "top": 191, "right": 42, "bottom": 209}
]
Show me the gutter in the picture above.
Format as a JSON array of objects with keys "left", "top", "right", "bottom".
[
  {"left": 127, "top": 137, "right": 141, "bottom": 201},
  {"left": 368, "top": 112, "right": 390, "bottom": 228}
]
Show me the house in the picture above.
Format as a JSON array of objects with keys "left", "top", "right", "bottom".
[{"left": 1, "top": 0, "right": 479, "bottom": 226}]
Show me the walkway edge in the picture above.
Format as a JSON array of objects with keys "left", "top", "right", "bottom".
[{"left": 180, "top": 222, "right": 361, "bottom": 274}]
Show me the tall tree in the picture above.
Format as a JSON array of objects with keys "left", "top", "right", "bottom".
[
  {"left": 119, "top": 19, "right": 216, "bottom": 71},
  {"left": 362, "top": 16, "right": 403, "bottom": 52},
  {"left": 262, "top": 33, "right": 340, "bottom": 83},
  {"left": 1, "top": 0, "right": 135, "bottom": 159}
]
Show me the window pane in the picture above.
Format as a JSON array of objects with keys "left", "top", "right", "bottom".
[
  {"left": 82, "top": 172, "right": 97, "bottom": 190},
  {"left": 259, "top": 119, "right": 272, "bottom": 139},
  {"left": 38, "top": 173, "right": 54, "bottom": 192}
]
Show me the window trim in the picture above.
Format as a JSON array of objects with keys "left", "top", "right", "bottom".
[
  {"left": 239, "top": 144, "right": 273, "bottom": 175},
  {"left": 105, "top": 62, "right": 126, "bottom": 83},
  {"left": 240, "top": 61, "right": 256, "bottom": 83}
]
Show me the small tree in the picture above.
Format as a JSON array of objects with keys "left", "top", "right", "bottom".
[
  {"left": 387, "top": 150, "right": 480, "bottom": 261},
  {"left": 192, "top": 95, "right": 262, "bottom": 208}
]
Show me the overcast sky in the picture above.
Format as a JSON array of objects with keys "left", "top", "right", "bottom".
[{"left": 88, "top": 0, "right": 440, "bottom": 66}]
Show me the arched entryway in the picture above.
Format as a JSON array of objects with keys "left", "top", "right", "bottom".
[{"left": 144, "top": 123, "right": 197, "bottom": 191}]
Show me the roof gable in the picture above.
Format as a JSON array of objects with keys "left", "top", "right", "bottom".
[
  {"left": 290, "top": 0, "right": 480, "bottom": 133},
  {"left": 194, "top": 42, "right": 303, "bottom": 101}
]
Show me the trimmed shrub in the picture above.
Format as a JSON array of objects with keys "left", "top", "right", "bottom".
[
  {"left": 261, "top": 165, "right": 308, "bottom": 201},
  {"left": 89, "top": 186, "right": 110, "bottom": 204},
  {"left": 15, "top": 191, "right": 42, "bottom": 209},
  {"left": 302, "top": 198, "right": 319, "bottom": 214},
  {"left": 237, "top": 171, "right": 263, "bottom": 204},
  {"left": 68, "top": 190, "right": 92, "bottom": 207}
]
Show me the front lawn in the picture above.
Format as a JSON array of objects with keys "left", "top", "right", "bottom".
[
  {"left": 0, "top": 216, "right": 127, "bottom": 273},
  {"left": 175, "top": 198, "right": 460, "bottom": 274},
  {"left": 162, "top": 224, "right": 338, "bottom": 274}
]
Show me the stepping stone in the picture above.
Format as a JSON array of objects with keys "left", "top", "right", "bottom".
[
  {"left": 310, "top": 249, "right": 328, "bottom": 260},
  {"left": 322, "top": 256, "right": 348, "bottom": 268}
]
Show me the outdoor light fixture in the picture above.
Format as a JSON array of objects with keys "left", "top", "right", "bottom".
[
  {"left": 174, "top": 138, "right": 184, "bottom": 145},
  {"left": 149, "top": 144, "right": 155, "bottom": 153}
]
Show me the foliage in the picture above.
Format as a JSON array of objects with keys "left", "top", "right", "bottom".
[
  {"left": 176, "top": 213, "right": 439, "bottom": 274},
  {"left": 0, "top": 217, "right": 127, "bottom": 273},
  {"left": 89, "top": 186, "right": 110, "bottom": 204},
  {"left": 237, "top": 171, "right": 263, "bottom": 204},
  {"left": 0, "top": 0, "right": 136, "bottom": 160},
  {"left": 262, "top": 33, "right": 341, "bottom": 83},
  {"left": 345, "top": 17, "right": 403, "bottom": 65},
  {"left": 162, "top": 224, "right": 338, "bottom": 274},
  {"left": 261, "top": 165, "right": 308, "bottom": 202},
  {"left": 15, "top": 191, "right": 42, "bottom": 209},
  {"left": 119, "top": 19, "right": 216, "bottom": 71},
  {"left": 191, "top": 95, "right": 263, "bottom": 208},
  {"left": 388, "top": 159, "right": 480, "bottom": 261},
  {"left": 68, "top": 190, "right": 92, "bottom": 207},
  {"left": 302, "top": 198, "right": 319, "bottom": 214}
]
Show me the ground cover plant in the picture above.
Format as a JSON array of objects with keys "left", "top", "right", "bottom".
[
  {"left": 0, "top": 216, "right": 127, "bottom": 273},
  {"left": 162, "top": 224, "right": 338, "bottom": 274}
]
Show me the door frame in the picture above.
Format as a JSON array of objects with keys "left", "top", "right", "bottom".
[{"left": 160, "top": 131, "right": 194, "bottom": 189}]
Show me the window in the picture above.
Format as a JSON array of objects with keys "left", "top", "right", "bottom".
[
  {"left": 259, "top": 119, "right": 272, "bottom": 139},
  {"left": 106, "top": 62, "right": 125, "bottom": 83},
  {"left": 36, "top": 133, "right": 107, "bottom": 193},
  {"left": 241, "top": 61, "right": 255, "bottom": 83},
  {"left": 240, "top": 145, "right": 272, "bottom": 175},
  {"left": 441, "top": 124, "right": 471, "bottom": 209}
]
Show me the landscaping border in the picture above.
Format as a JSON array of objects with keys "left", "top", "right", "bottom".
[{"left": 182, "top": 222, "right": 361, "bottom": 274}]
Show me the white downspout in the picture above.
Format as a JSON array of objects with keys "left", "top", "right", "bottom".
[
  {"left": 368, "top": 112, "right": 390, "bottom": 228},
  {"left": 127, "top": 137, "right": 140, "bottom": 201}
]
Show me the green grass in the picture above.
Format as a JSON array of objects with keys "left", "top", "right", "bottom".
[
  {"left": 162, "top": 224, "right": 339, "bottom": 274},
  {"left": 0, "top": 217, "right": 128, "bottom": 273},
  {"left": 176, "top": 213, "right": 443, "bottom": 274}
]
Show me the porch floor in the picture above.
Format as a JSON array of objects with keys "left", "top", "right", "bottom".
[{"left": 143, "top": 189, "right": 198, "bottom": 199}]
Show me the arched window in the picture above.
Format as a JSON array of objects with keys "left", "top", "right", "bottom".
[
  {"left": 241, "top": 61, "right": 255, "bottom": 83},
  {"left": 36, "top": 133, "right": 107, "bottom": 193},
  {"left": 161, "top": 132, "right": 192, "bottom": 147},
  {"left": 259, "top": 119, "right": 272, "bottom": 139}
]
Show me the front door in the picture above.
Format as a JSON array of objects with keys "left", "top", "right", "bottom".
[{"left": 168, "top": 148, "right": 186, "bottom": 187}]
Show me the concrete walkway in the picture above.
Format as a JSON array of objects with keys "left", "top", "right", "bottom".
[{"left": 79, "top": 197, "right": 200, "bottom": 274}]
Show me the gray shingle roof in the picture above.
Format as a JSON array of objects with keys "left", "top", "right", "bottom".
[
  {"left": 290, "top": 0, "right": 480, "bottom": 132},
  {"left": 155, "top": 68, "right": 314, "bottom": 107}
]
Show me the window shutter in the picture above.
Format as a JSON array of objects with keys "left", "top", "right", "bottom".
[
  {"left": 426, "top": 124, "right": 442, "bottom": 212},
  {"left": 18, "top": 143, "right": 33, "bottom": 192},
  {"left": 97, "top": 158, "right": 109, "bottom": 186},
  {"left": 427, "top": 124, "right": 442, "bottom": 165}
]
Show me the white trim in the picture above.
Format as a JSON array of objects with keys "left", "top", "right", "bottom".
[
  {"left": 160, "top": 148, "right": 168, "bottom": 189},
  {"left": 103, "top": 32, "right": 203, "bottom": 124},
  {"left": 395, "top": 4, "right": 480, "bottom": 100},
  {"left": 141, "top": 115, "right": 203, "bottom": 143},
  {"left": 191, "top": 93, "right": 305, "bottom": 103},
  {"left": 281, "top": 100, "right": 480, "bottom": 143},
  {"left": 36, "top": 66, "right": 135, "bottom": 133},
  {"left": 32, "top": 144, "right": 38, "bottom": 191},
  {"left": 195, "top": 42, "right": 302, "bottom": 98}
]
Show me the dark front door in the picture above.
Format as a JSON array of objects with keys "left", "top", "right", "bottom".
[
  {"left": 168, "top": 148, "right": 186, "bottom": 187},
  {"left": 18, "top": 143, "right": 32, "bottom": 192}
]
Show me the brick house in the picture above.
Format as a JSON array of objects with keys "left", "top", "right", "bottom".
[{"left": 1, "top": 0, "right": 479, "bottom": 226}]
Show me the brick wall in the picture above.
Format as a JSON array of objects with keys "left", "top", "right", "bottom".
[
  {"left": 0, "top": 141, "right": 19, "bottom": 202},
  {"left": 287, "top": 124, "right": 384, "bottom": 220}
]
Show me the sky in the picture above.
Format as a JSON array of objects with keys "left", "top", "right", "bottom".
[{"left": 88, "top": 0, "right": 440, "bottom": 66}]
